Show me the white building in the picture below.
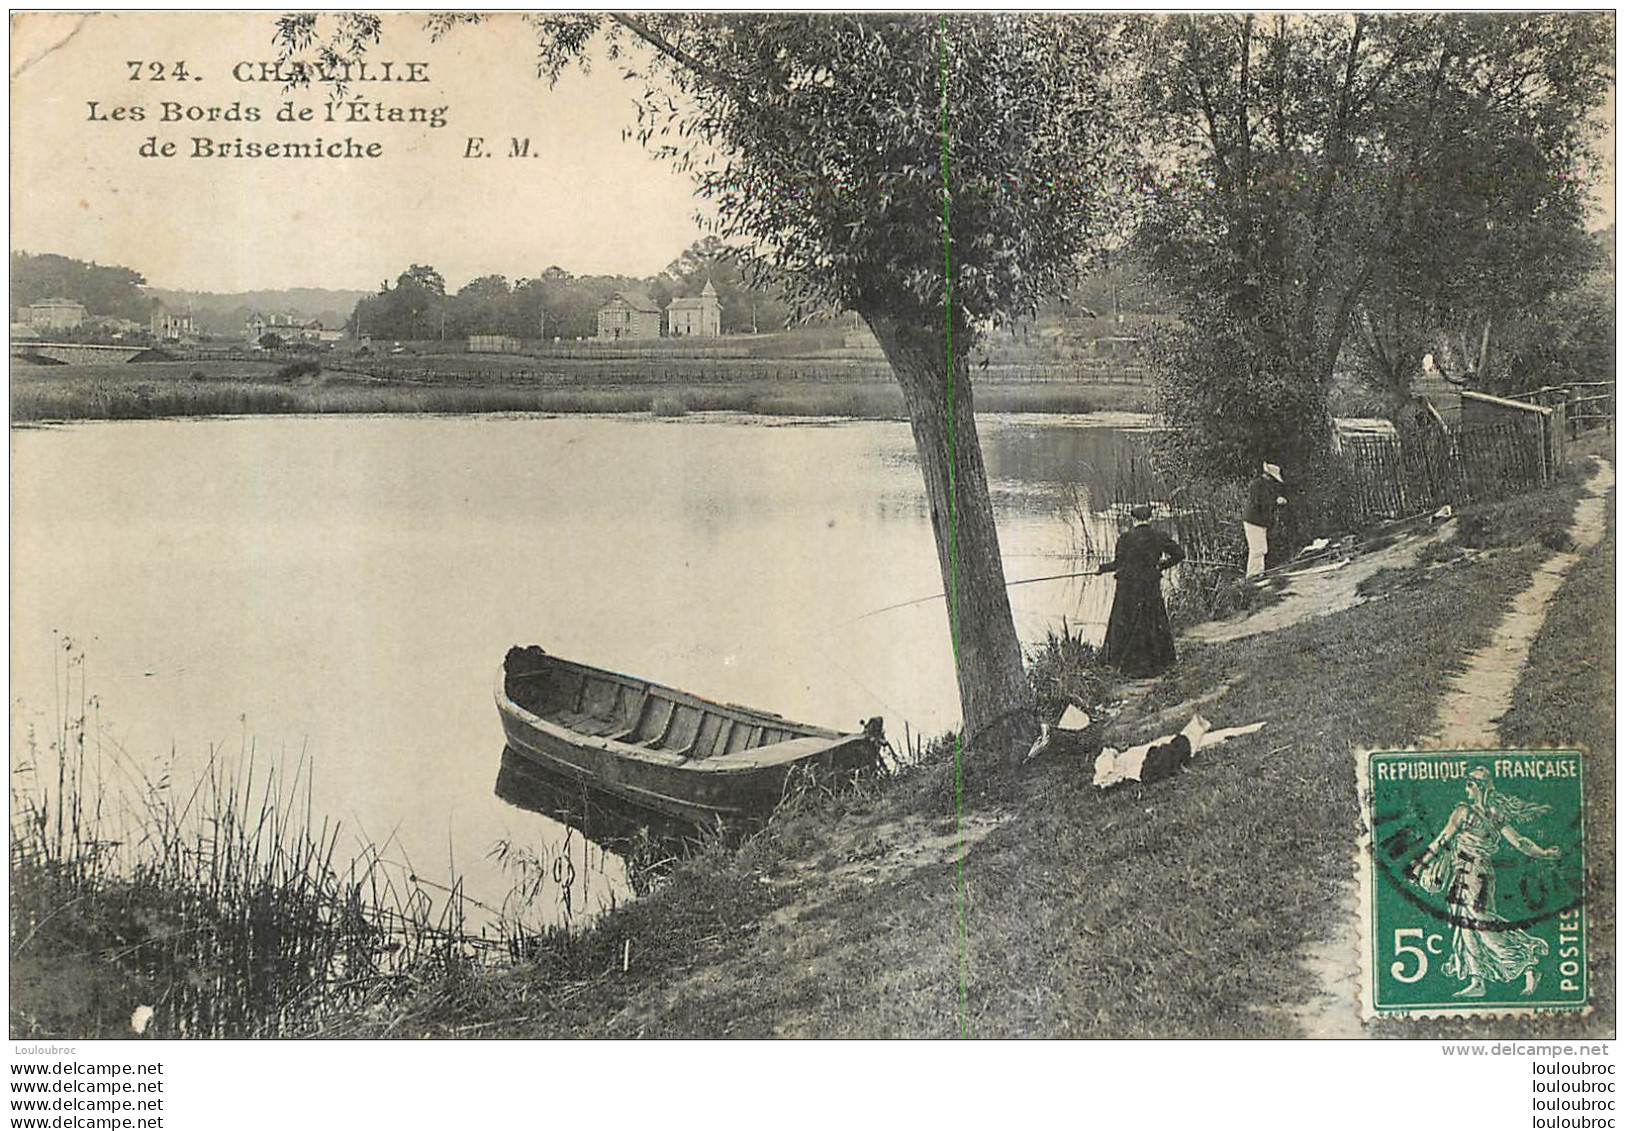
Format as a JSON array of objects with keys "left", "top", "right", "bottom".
[
  {"left": 247, "top": 312, "right": 323, "bottom": 345},
  {"left": 151, "top": 309, "right": 195, "bottom": 340},
  {"left": 666, "top": 281, "right": 722, "bottom": 338},
  {"left": 23, "top": 298, "right": 86, "bottom": 330}
]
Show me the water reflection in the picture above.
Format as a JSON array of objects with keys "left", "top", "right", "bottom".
[
  {"left": 483, "top": 751, "right": 644, "bottom": 928},
  {"left": 981, "top": 416, "right": 1156, "bottom": 502},
  {"left": 494, "top": 746, "right": 702, "bottom": 873}
]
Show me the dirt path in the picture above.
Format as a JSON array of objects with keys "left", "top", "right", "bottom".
[
  {"left": 1186, "top": 523, "right": 1455, "bottom": 646},
  {"left": 1287, "top": 457, "right": 1613, "bottom": 1038},
  {"left": 1428, "top": 459, "right": 1614, "bottom": 746}
]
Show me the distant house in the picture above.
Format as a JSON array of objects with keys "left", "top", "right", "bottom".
[
  {"left": 100, "top": 317, "right": 146, "bottom": 339},
  {"left": 247, "top": 312, "right": 323, "bottom": 345},
  {"left": 469, "top": 334, "right": 521, "bottom": 354},
  {"left": 666, "top": 280, "right": 722, "bottom": 338},
  {"left": 151, "top": 309, "right": 195, "bottom": 341},
  {"left": 596, "top": 291, "right": 662, "bottom": 341},
  {"left": 23, "top": 298, "right": 86, "bottom": 330}
]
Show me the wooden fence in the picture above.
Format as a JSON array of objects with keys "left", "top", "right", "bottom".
[
  {"left": 1336, "top": 417, "right": 1547, "bottom": 527},
  {"left": 1507, "top": 381, "right": 1614, "bottom": 437},
  {"left": 1109, "top": 416, "right": 1549, "bottom": 587}
]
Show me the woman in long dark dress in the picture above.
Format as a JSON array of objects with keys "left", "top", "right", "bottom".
[{"left": 1096, "top": 505, "right": 1185, "bottom": 677}]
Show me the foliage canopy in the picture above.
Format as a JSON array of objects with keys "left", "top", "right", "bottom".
[{"left": 1131, "top": 12, "right": 1613, "bottom": 484}]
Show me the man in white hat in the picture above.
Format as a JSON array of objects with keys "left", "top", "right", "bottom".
[{"left": 1243, "top": 461, "right": 1287, "bottom": 579}]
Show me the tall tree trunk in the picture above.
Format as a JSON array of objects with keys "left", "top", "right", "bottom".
[{"left": 863, "top": 308, "right": 1038, "bottom": 761}]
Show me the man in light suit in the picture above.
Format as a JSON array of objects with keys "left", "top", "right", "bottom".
[{"left": 1243, "top": 462, "right": 1286, "bottom": 579}]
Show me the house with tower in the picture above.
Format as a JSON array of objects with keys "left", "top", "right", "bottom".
[{"left": 666, "top": 280, "right": 722, "bottom": 338}]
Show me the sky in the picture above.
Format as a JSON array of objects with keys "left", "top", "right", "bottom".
[
  {"left": 8, "top": 12, "right": 1617, "bottom": 295},
  {"left": 10, "top": 12, "right": 713, "bottom": 293}
]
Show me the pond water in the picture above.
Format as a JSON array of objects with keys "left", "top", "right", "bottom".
[{"left": 9, "top": 412, "right": 1144, "bottom": 923}]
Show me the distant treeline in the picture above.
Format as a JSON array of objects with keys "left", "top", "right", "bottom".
[
  {"left": 10, "top": 251, "right": 153, "bottom": 323},
  {"left": 12, "top": 239, "right": 1182, "bottom": 348},
  {"left": 9, "top": 251, "right": 367, "bottom": 336},
  {"left": 350, "top": 237, "right": 799, "bottom": 342}
]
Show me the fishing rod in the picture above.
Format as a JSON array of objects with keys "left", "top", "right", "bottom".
[{"left": 851, "top": 557, "right": 1249, "bottom": 622}]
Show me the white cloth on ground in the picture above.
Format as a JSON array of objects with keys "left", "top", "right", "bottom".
[
  {"left": 1092, "top": 716, "right": 1267, "bottom": 788},
  {"left": 1057, "top": 705, "right": 1092, "bottom": 731}
]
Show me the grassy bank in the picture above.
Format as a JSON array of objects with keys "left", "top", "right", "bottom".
[
  {"left": 310, "top": 476, "right": 1600, "bottom": 1039},
  {"left": 11, "top": 362, "right": 1150, "bottom": 422}
]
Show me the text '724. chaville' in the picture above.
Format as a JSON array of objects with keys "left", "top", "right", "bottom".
[{"left": 122, "top": 59, "right": 433, "bottom": 84}]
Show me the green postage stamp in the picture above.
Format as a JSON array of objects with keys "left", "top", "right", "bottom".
[{"left": 1358, "top": 749, "right": 1588, "bottom": 1019}]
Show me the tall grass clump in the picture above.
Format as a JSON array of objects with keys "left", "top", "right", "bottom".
[
  {"left": 272, "top": 359, "right": 323, "bottom": 383},
  {"left": 650, "top": 393, "right": 689, "bottom": 417},
  {"left": 11, "top": 380, "right": 303, "bottom": 421},
  {"left": 1060, "top": 438, "right": 1251, "bottom": 628},
  {"left": 7, "top": 642, "right": 488, "bottom": 1039},
  {"left": 1025, "top": 621, "right": 1111, "bottom": 720}
]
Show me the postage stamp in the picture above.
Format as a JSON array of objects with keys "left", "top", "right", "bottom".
[{"left": 1358, "top": 748, "right": 1588, "bottom": 1019}]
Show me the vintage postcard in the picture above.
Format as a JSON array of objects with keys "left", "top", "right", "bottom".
[{"left": 6, "top": 9, "right": 1614, "bottom": 1099}]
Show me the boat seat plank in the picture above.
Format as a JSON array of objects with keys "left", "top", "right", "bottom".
[
  {"left": 580, "top": 678, "right": 622, "bottom": 720},
  {"left": 550, "top": 669, "right": 586, "bottom": 712},
  {"left": 615, "top": 685, "right": 646, "bottom": 728},
  {"left": 551, "top": 709, "right": 622, "bottom": 737},
  {"left": 606, "top": 689, "right": 650, "bottom": 741}
]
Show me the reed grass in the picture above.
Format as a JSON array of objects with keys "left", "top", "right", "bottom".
[
  {"left": 6, "top": 640, "right": 593, "bottom": 1039},
  {"left": 1058, "top": 434, "right": 1252, "bottom": 627},
  {"left": 12, "top": 366, "right": 1146, "bottom": 423},
  {"left": 1025, "top": 621, "right": 1111, "bottom": 720}
]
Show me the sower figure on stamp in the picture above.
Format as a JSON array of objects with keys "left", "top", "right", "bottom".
[
  {"left": 1406, "top": 766, "right": 1561, "bottom": 998},
  {"left": 1243, "top": 461, "right": 1287, "bottom": 580},
  {"left": 1096, "top": 504, "right": 1185, "bottom": 678}
]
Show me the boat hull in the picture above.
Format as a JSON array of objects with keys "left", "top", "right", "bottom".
[{"left": 496, "top": 648, "right": 881, "bottom": 826}]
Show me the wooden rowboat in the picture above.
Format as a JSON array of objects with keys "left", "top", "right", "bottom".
[{"left": 496, "top": 646, "right": 883, "bottom": 826}]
